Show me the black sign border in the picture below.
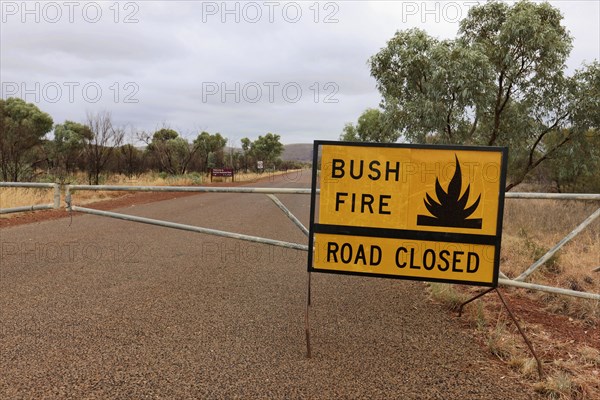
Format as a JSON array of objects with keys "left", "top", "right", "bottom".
[{"left": 307, "top": 140, "right": 508, "bottom": 288}]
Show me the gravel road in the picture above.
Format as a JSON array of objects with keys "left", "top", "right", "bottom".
[{"left": 1, "top": 171, "right": 540, "bottom": 399}]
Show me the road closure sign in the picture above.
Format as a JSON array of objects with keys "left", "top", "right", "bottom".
[{"left": 307, "top": 141, "right": 508, "bottom": 287}]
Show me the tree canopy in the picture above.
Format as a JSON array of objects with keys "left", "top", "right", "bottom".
[
  {"left": 369, "top": 0, "right": 599, "bottom": 190},
  {"left": 0, "top": 97, "right": 53, "bottom": 181},
  {"left": 251, "top": 133, "right": 284, "bottom": 169},
  {"left": 146, "top": 129, "right": 227, "bottom": 175},
  {"left": 51, "top": 121, "right": 93, "bottom": 177},
  {"left": 240, "top": 133, "right": 284, "bottom": 170},
  {"left": 340, "top": 108, "right": 400, "bottom": 143}
]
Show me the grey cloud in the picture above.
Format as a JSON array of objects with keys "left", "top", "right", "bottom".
[{"left": 1, "top": 1, "right": 597, "bottom": 144}]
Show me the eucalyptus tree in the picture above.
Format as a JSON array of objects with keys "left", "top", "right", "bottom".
[
  {"left": 340, "top": 108, "right": 400, "bottom": 143},
  {"left": 52, "top": 121, "right": 93, "bottom": 177},
  {"left": 0, "top": 97, "right": 53, "bottom": 181},
  {"left": 370, "top": 0, "right": 599, "bottom": 189}
]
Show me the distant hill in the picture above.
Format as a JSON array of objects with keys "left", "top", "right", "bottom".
[
  {"left": 223, "top": 143, "right": 313, "bottom": 163},
  {"left": 282, "top": 143, "right": 313, "bottom": 162}
]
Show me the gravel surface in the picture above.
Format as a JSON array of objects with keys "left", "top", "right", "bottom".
[{"left": 0, "top": 171, "right": 540, "bottom": 399}]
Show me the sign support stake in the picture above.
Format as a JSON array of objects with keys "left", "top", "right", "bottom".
[
  {"left": 305, "top": 271, "right": 312, "bottom": 358},
  {"left": 458, "top": 288, "right": 544, "bottom": 379}
]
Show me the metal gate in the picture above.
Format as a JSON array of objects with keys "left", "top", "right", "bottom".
[{"left": 1, "top": 181, "right": 599, "bottom": 300}]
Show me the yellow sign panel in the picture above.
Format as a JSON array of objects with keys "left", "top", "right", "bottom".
[
  {"left": 308, "top": 141, "right": 507, "bottom": 287},
  {"left": 319, "top": 145, "right": 503, "bottom": 236},
  {"left": 313, "top": 233, "right": 496, "bottom": 284}
]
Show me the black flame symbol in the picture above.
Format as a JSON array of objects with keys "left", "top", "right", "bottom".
[{"left": 417, "top": 155, "right": 482, "bottom": 229}]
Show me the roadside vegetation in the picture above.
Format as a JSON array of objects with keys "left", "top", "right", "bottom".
[
  {"left": 430, "top": 196, "right": 599, "bottom": 399},
  {"left": 0, "top": 98, "right": 306, "bottom": 210},
  {"left": 0, "top": 169, "right": 305, "bottom": 211},
  {"left": 0, "top": 99, "right": 301, "bottom": 185}
]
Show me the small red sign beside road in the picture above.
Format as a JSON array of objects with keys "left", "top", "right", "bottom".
[{"left": 211, "top": 168, "right": 234, "bottom": 182}]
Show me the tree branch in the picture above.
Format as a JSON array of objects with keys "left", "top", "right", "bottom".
[
  {"left": 490, "top": 71, "right": 505, "bottom": 146},
  {"left": 506, "top": 133, "right": 573, "bottom": 191},
  {"left": 469, "top": 115, "right": 479, "bottom": 138},
  {"left": 527, "top": 110, "right": 571, "bottom": 167},
  {"left": 446, "top": 93, "right": 455, "bottom": 139}
]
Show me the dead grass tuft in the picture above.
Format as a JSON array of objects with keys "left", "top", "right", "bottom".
[
  {"left": 536, "top": 292, "right": 599, "bottom": 325},
  {"left": 534, "top": 371, "right": 578, "bottom": 399},
  {"left": 485, "top": 320, "right": 516, "bottom": 361},
  {"left": 428, "top": 283, "right": 469, "bottom": 311},
  {"left": 579, "top": 346, "right": 600, "bottom": 367},
  {"left": 509, "top": 357, "right": 539, "bottom": 379}
]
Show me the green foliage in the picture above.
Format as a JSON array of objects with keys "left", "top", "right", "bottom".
[
  {"left": 369, "top": 0, "right": 598, "bottom": 190},
  {"left": 54, "top": 121, "right": 94, "bottom": 147},
  {"left": 144, "top": 129, "right": 227, "bottom": 175},
  {"left": 148, "top": 129, "right": 198, "bottom": 175},
  {"left": 251, "top": 133, "right": 284, "bottom": 169},
  {"left": 340, "top": 108, "right": 400, "bottom": 143},
  {"left": 544, "top": 129, "right": 600, "bottom": 193},
  {"left": 51, "top": 121, "right": 93, "bottom": 178},
  {"left": 149, "top": 130, "right": 187, "bottom": 174},
  {"left": 152, "top": 128, "right": 178, "bottom": 143},
  {"left": 207, "top": 151, "right": 217, "bottom": 169},
  {"left": 0, "top": 97, "right": 53, "bottom": 181},
  {"left": 241, "top": 137, "right": 251, "bottom": 152},
  {"left": 194, "top": 131, "right": 227, "bottom": 172},
  {"left": 188, "top": 172, "right": 203, "bottom": 185},
  {"left": 238, "top": 133, "right": 284, "bottom": 171},
  {"left": 370, "top": 29, "right": 492, "bottom": 144},
  {"left": 240, "top": 137, "right": 253, "bottom": 172}
]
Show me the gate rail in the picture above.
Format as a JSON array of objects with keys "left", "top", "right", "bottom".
[
  {"left": 64, "top": 185, "right": 312, "bottom": 253},
  {"left": 0, "top": 182, "right": 60, "bottom": 214},
  {"left": 2, "top": 182, "right": 599, "bottom": 300}
]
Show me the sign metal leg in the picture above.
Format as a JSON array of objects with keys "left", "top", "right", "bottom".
[
  {"left": 458, "top": 287, "right": 495, "bottom": 317},
  {"left": 494, "top": 288, "right": 544, "bottom": 379},
  {"left": 458, "top": 287, "right": 544, "bottom": 379},
  {"left": 305, "top": 271, "right": 312, "bottom": 358}
]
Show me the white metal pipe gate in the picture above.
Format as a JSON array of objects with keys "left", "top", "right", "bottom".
[
  {"left": 0, "top": 182, "right": 60, "bottom": 214},
  {"left": 1, "top": 182, "right": 599, "bottom": 300}
]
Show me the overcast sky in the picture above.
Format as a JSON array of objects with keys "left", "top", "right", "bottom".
[{"left": 1, "top": 1, "right": 599, "bottom": 145}]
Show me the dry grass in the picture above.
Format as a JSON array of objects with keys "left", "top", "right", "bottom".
[
  {"left": 430, "top": 198, "right": 599, "bottom": 399},
  {"left": 0, "top": 170, "right": 303, "bottom": 213},
  {"left": 448, "top": 291, "right": 600, "bottom": 399},
  {"left": 534, "top": 371, "right": 577, "bottom": 400},
  {"left": 501, "top": 199, "right": 599, "bottom": 323},
  {"left": 485, "top": 320, "right": 516, "bottom": 361},
  {"left": 432, "top": 198, "right": 599, "bottom": 322},
  {"left": 428, "top": 282, "right": 470, "bottom": 311},
  {"left": 509, "top": 357, "right": 540, "bottom": 379},
  {"left": 579, "top": 346, "right": 600, "bottom": 366},
  {"left": 0, "top": 187, "right": 56, "bottom": 210}
]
